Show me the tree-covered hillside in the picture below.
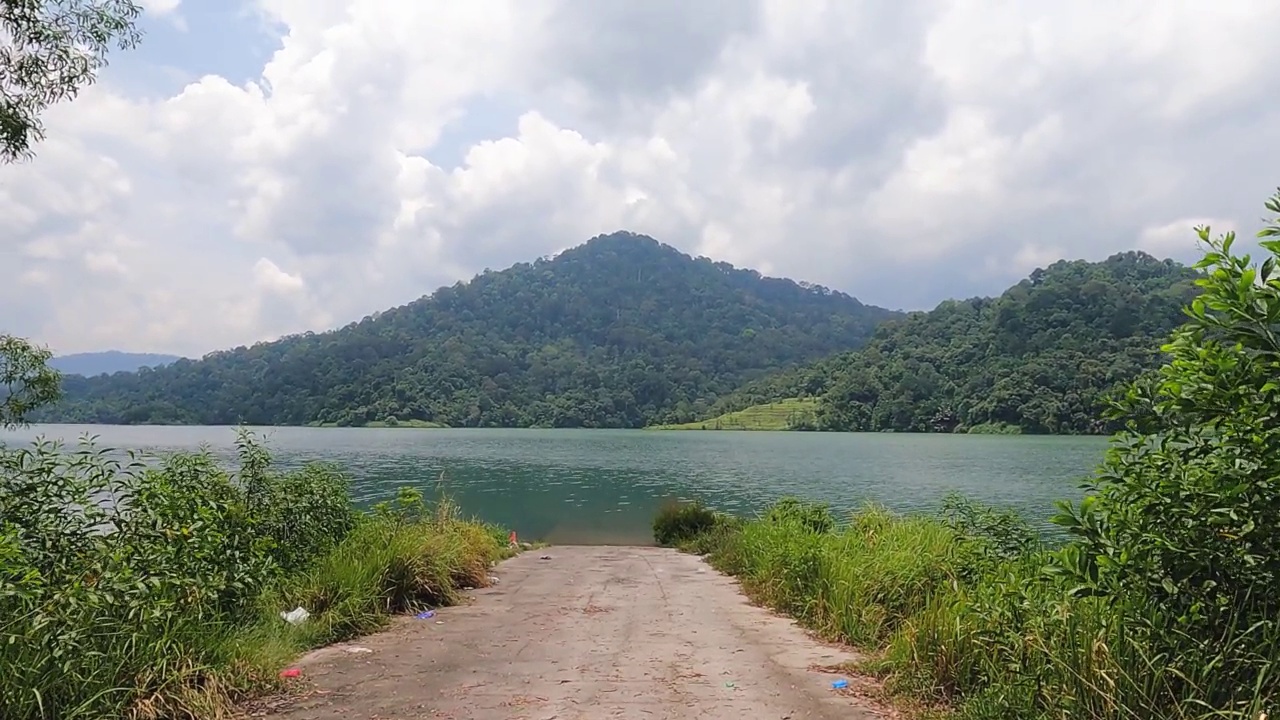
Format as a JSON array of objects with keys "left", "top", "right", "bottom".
[
  {"left": 709, "top": 251, "right": 1201, "bottom": 434},
  {"left": 35, "top": 233, "right": 899, "bottom": 428}
]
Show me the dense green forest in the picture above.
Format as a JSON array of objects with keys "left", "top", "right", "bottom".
[
  {"left": 708, "top": 251, "right": 1202, "bottom": 434},
  {"left": 34, "top": 233, "right": 898, "bottom": 428}
]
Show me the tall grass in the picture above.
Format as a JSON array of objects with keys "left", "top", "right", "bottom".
[
  {"left": 667, "top": 497, "right": 1277, "bottom": 719},
  {"left": 0, "top": 432, "right": 510, "bottom": 719},
  {"left": 652, "top": 217, "right": 1280, "bottom": 718}
]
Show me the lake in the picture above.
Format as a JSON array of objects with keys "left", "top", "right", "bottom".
[{"left": 3, "top": 426, "right": 1109, "bottom": 544}]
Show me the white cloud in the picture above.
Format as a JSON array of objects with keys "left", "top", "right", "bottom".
[
  {"left": 140, "top": 0, "right": 182, "bottom": 15},
  {"left": 1139, "top": 218, "right": 1235, "bottom": 257},
  {"left": 2, "top": 0, "right": 1279, "bottom": 355},
  {"left": 253, "top": 257, "right": 304, "bottom": 293}
]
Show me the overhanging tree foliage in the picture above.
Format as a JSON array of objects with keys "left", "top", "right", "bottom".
[
  {"left": 0, "top": 334, "right": 60, "bottom": 429},
  {"left": 1, "top": 0, "right": 142, "bottom": 162}
]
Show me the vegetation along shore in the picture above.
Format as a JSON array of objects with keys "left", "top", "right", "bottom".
[
  {"left": 654, "top": 196, "right": 1280, "bottom": 719},
  {"left": 1, "top": 368, "right": 513, "bottom": 719}
]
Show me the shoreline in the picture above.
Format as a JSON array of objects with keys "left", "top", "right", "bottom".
[{"left": 14, "top": 420, "right": 1114, "bottom": 436}]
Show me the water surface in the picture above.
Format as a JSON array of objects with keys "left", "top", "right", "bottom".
[{"left": 5, "top": 426, "right": 1108, "bottom": 544}]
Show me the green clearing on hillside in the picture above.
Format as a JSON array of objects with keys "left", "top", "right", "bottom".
[
  {"left": 706, "top": 250, "right": 1201, "bottom": 434},
  {"left": 361, "top": 418, "right": 448, "bottom": 428},
  {"left": 651, "top": 398, "right": 818, "bottom": 430}
]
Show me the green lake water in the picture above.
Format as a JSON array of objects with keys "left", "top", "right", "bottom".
[{"left": 5, "top": 426, "right": 1109, "bottom": 544}]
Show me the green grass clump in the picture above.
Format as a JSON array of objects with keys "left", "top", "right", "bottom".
[
  {"left": 652, "top": 500, "right": 744, "bottom": 554},
  {"left": 670, "top": 495, "right": 1279, "bottom": 719},
  {"left": 651, "top": 398, "right": 818, "bottom": 430},
  {"left": 0, "top": 431, "right": 509, "bottom": 720},
  {"left": 653, "top": 501, "right": 720, "bottom": 546}
]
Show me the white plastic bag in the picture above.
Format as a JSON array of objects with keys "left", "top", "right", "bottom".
[{"left": 280, "top": 606, "right": 310, "bottom": 625}]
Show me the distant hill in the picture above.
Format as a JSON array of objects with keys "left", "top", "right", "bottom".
[
  {"left": 702, "top": 251, "right": 1202, "bottom": 434},
  {"left": 35, "top": 232, "right": 900, "bottom": 428},
  {"left": 49, "top": 351, "right": 184, "bottom": 377}
]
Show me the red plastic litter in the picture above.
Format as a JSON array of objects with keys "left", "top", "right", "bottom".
[{"left": 280, "top": 668, "right": 302, "bottom": 678}]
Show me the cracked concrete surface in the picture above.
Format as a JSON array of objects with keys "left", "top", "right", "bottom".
[{"left": 270, "top": 546, "right": 885, "bottom": 719}]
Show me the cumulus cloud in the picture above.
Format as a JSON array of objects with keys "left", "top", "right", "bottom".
[
  {"left": 2, "top": 0, "right": 1278, "bottom": 355},
  {"left": 140, "top": 0, "right": 182, "bottom": 15}
]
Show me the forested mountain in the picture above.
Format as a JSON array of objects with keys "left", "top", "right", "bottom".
[
  {"left": 709, "top": 252, "right": 1202, "bottom": 434},
  {"left": 49, "top": 351, "right": 183, "bottom": 376},
  {"left": 34, "top": 233, "right": 899, "bottom": 428}
]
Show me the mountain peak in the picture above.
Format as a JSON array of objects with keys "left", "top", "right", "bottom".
[{"left": 39, "top": 234, "right": 899, "bottom": 428}]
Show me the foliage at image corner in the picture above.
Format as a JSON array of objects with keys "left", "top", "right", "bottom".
[
  {"left": 1, "top": 0, "right": 144, "bottom": 163},
  {"left": 1052, "top": 189, "right": 1280, "bottom": 621}
]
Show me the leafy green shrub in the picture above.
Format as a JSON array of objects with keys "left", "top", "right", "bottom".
[
  {"left": 1052, "top": 195, "right": 1280, "bottom": 710},
  {"left": 682, "top": 513, "right": 742, "bottom": 555},
  {"left": 764, "top": 496, "right": 835, "bottom": 533},
  {"left": 0, "top": 427, "right": 509, "bottom": 720},
  {"left": 0, "top": 442, "right": 249, "bottom": 717},
  {"left": 707, "top": 503, "right": 1279, "bottom": 719},
  {"left": 236, "top": 432, "right": 357, "bottom": 574},
  {"left": 652, "top": 501, "right": 719, "bottom": 546},
  {"left": 373, "top": 486, "right": 433, "bottom": 525}
]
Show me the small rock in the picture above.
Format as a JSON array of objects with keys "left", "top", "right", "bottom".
[
  {"left": 488, "top": 575, "right": 500, "bottom": 584},
  {"left": 539, "top": 554, "right": 552, "bottom": 560},
  {"left": 343, "top": 646, "right": 372, "bottom": 655}
]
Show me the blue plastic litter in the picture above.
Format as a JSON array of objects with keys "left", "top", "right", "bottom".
[
  {"left": 415, "top": 610, "right": 436, "bottom": 620},
  {"left": 831, "top": 679, "right": 849, "bottom": 689}
]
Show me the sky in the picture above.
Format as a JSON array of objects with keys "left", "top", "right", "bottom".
[{"left": 2, "top": 0, "right": 1279, "bottom": 357}]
